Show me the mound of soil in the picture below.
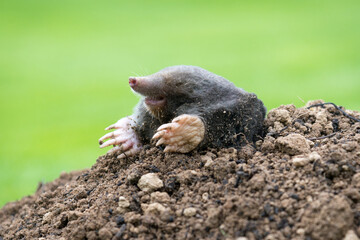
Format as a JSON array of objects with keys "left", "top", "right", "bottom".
[{"left": 1, "top": 100, "right": 360, "bottom": 240}]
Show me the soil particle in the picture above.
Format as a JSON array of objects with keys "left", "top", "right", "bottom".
[
  {"left": 117, "top": 196, "right": 131, "bottom": 213},
  {"left": 344, "top": 230, "right": 360, "bottom": 240},
  {"left": 98, "top": 227, "right": 112, "bottom": 240},
  {"left": 142, "top": 202, "right": 168, "bottom": 215},
  {"left": 301, "top": 195, "right": 353, "bottom": 240},
  {"left": 1, "top": 100, "right": 360, "bottom": 240},
  {"left": 275, "top": 133, "right": 310, "bottom": 155},
  {"left": 183, "top": 207, "right": 197, "bottom": 217},
  {"left": 150, "top": 191, "right": 170, "bottom": 203},
  {"left": 248, "top": 173, "right": 266, "bottom": 190},
  {"left": 137, "top": 173, "right": 163, "bottom": 192},
  {"left": 292, "top": 151, "right": 321, "bottom": 167},
  {"left": 353, "top": 173, "right": 360, "bottom": 188}
]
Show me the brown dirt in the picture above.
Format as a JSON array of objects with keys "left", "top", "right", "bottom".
[{"left": 1, "top": 100, "right": 360, "bottom": 240}]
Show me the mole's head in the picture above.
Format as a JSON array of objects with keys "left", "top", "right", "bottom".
[{"left": 129, "top": 65, "right": 214, "bottom": 119}]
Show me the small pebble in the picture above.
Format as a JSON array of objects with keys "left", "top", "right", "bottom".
[
  {"left": 183, "top": 207, "right": 197, "bottom": 217},
  {"left": 137, "top": 173, "right": 164, "bottom": 192}
]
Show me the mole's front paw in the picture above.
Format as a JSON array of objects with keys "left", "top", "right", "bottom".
[
  {"left": 152, "top": 114, "right": 205, "bottom": 153},
  {"left": 99, "top": 116, "right": 142, "bottom": 158}
]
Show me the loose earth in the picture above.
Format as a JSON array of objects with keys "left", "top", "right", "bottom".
[{"left": 1, "top": 100, "right": 360, "bottom": 240}]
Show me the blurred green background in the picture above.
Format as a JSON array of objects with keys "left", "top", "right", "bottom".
[{"left": 0, "top": 0, "right": 359, "bottom": 207}]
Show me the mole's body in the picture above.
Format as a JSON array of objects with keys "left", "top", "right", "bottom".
[{"left": 99, "top": 65, "right": 266, "bottom": 158}]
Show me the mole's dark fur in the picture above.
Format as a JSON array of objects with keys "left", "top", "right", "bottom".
[{"left": 133, "top": 65, "right": 266, "bottom": 149}]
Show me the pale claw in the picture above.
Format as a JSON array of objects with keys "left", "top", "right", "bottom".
[
  {"left": 152, "top": 114, "right": 205, "bottom": 153},
  {"left": 99, "top": 129, "right": 123, "bottom": 145},
  {"left": 105, "top": 122, "right": 121, "bottom": 130},
  {"left": 155, "top": 137, "right": 166, "bottom": 146},
  {"left": 152, "top": 130, "right": 165, "bottom": 140},
  {"left": 106, "top": 140, "right": 140, "bottom": 155},
  {"left": 99, "top": 116, "right": 142, "bottom": 157},
  {"left": 117, "top": 145, "right": 142, "bottom": 159},
  {"left": 99, "top": 135, "right": 128, "bottom": 148},
  {"left": 105, "top": 116, "right": 136, "bottom": 130},
  {"left": 152, "top": 122, "right": 179, "bottom": 141},
  {"left": 157, "top": 123, "right": 176, "bottom": 131},
  {"left": 107, "top": 146, "right": 123, "bottom": 155}
]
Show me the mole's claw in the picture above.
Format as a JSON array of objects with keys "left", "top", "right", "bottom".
[
  {"left": 100, "top": 115, "right": 142, "bottom": 157},
  {"left": 104, "top": 116, "right": 136, "bottom": 131},
  {"left": 117, "top": 145, "right": 142, "bottom": 159},
  {"left": 100, "top": 136, "right": 127, "bottom": 148},
  {"left": 155, "top": 137, "right": 166, "bottom": 146},
  {"left": 105, "top": 125, "right": 114, "bottom": 130},
  {"left": 107, "top": 146, "right": 122, "bottom": 155},
  {"left": 157, "top": 123, "right": 175, "bottom": 131},
  {"left": 152, "top": 130, "right": 165, "bottom": 140},
  {"left": 105, "top": 122, "right": 121, "bottom": 130},
  {"left": 99, "top": 131, "right": 119, "bottom": 143},
  {"left": 151, "top": 114, "right": 205, "bottom": 153}
]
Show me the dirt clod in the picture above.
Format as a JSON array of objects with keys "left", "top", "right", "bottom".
[
  {"left": 1, "top": 100, "right": 360, "bottom": 240},
  {"left": 275, "top": 133, "right": 310, "bottom": 155},
  {"left": 137, "top": 173, "right": 163, "bottom": 192}
]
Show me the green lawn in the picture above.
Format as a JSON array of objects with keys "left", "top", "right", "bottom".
[{"left": 0, "top": 0, "right": 359, "bottom": 207}]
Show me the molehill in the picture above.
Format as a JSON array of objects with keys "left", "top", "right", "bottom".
[{"left": 1, "top": 100, "right": 360, "bottom": 240}]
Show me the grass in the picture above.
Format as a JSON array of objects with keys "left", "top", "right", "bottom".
[{"left": 0, "top": 0, "right": 359, "bottom": 207}]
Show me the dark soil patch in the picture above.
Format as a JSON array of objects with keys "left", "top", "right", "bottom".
[{"left": 1, "top": 100, "right": 360, "bottom": 240}]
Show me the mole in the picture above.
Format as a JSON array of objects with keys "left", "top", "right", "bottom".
[{"left": 99, "top": 65, "right": 266, "bottom": 158}]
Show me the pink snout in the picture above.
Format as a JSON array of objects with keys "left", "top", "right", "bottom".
[{"left": 129, "top": 77, "right": 137, "bottom": 88}]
